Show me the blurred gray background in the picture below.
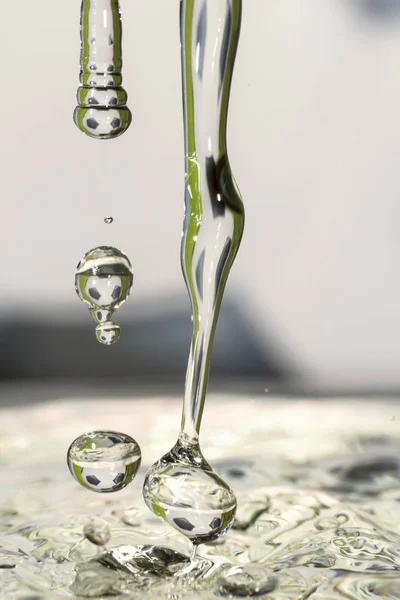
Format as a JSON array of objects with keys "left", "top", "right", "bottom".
[{"left": 2, "top": 0, "right": 400, "bottom": 404}]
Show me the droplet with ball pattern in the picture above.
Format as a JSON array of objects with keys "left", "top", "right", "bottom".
[
  {"left": 67, "top": 431, "right": 142, "bottom": 492},
  {"left": 75, "top": 246, "right": 133, "bottom": 345},
  {"left": 143, "top": 436, "right": 237, "bottom": 547},
  {"left": 74, "top": 0, "right": 131, "bottom": 139}
]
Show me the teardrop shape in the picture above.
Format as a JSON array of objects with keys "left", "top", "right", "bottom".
[{"left": 75, "top": 246, "right": 133, "bottom": 345}]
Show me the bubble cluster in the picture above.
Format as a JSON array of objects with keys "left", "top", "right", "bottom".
[
  {"left": 67, "top": 430, "right": 141, "bottom": 493},
  {"left": 75, "top": 246, "right": 133, "bottom": 345}
]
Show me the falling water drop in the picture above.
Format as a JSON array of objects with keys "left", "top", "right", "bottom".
[
  {"left": 67, "top": 431, "right": 141, "bottom": 492},
  {"left": 75, "top": 246, "right": 133, "bottom": 345}
]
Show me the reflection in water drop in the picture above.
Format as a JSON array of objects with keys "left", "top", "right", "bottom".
[
  {"left": 67, "top": 431, "right": 141, "bottom": 492},
  {"left": 95, "top": 321, "right": 120, "bottom": 345},
  {"left": 74, "top": 0, "right": 131, "bottom": 139},
  {"left": 143, "top": 440, "right": 236, "bottom": 546},
  {"left": 75, "top": 246, "right": 133, "bottom": 345}
]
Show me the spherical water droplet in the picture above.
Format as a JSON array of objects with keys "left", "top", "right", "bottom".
[
  {"left": 75, "top": 246, "right": 133, "bottom": 310},
  {"left": 95, "top": 321, "right": 120, "bottom": 345},
  {"left": 75, "top": 246, "right": 133, "bottom": 345},
  {"left": 67, "top": 431, "right": 141, "bottom": 493},
  {"left": 104, "top": 216, "right": 113, "bottom": 224},
  {"left": 83, "top": 517, "right": 111, "bottom": 546},
  {"left": 143, "top": 443, "right": 236, "bottom": 545}
]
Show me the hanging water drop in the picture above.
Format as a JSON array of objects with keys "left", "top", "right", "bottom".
[
  {"left": 67, "top": 431, "right": 142, "bottom": 492},
  {"left": 143, "top": 439, "right": 237, "bottom": 546},
  {"left": 74, "top": 0, "right": 131, "bottom": 139},
  {"left": 95, "top": 321, "right": 120, "bottom": 345},
  {"left": 104, "top": 216, "right": 113, "bottom": 224},
  {"left": 75, "top": 246, "right": 133, "bottom": 345}
]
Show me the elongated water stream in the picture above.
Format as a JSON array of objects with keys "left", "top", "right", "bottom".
[{"left": 143, "top": 0, "right": 245, "bottom": 548}]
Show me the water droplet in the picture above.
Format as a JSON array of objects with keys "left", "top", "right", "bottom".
[
  {"left": 75, "top": 246, "right": 133, "bottom": 345},
  {"left": 390, "top": 415, "right": 395, "bottom": 421},
  {"left": 95, "top": 321, "right": 120, "bottom": 346},
  {"left": 74, "top": 0, "right": 131, "bottom": 139},
  {"left": 67, "top": 431, "right": 141, "bottom": 493},
  {"left": 104, "top": 216, "right": 113, "bottom": 224},
  {"left": 218, "top": 564, "right": 277, "bottom": 597},
  {"left": 83, "top": 517, "right": 111, "bottom": 546},
  {"left": 143, "top": 440, "right": 236, "bottom": 545}
]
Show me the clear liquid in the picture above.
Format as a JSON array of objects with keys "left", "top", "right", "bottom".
[
  {"left": 67, "top": 430, "right": 142, "bottom": 492},
  {"left": 143, "top": 441, "right": 236, "bottom": 545},
  {"left": 75, "top": 246, "right": 133, "bottom": 345},
  {"left": 74, "top": 0, "right": 131, "bottom": 139},
  {"left": 1, "top": 397, "right": 400, "bottom": 599},
  {"left": 143, "top": 0, "right": 244, "bottom": 546}
]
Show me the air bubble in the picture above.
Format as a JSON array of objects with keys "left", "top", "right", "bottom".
[
  {"left": 67, "top": 431, "right": 141, "bottom": 493},
  {"left": 75, "top": 246, "right": 133, "bottom": 345}
]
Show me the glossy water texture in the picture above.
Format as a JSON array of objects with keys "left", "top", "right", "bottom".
[
  {"left": 75, "top": 246, "right": 133, "bottom": 345},
  {"left": 74, "top": 0, "right": 131, "bottom": 139},
  {"left": 143, "top": 0, "right": 244, "bottom": 546},
  {"left": 1, "top": 397, "right": 400, "bottom": 598},
  {"left": 67, "top": 430, "right": 142, "bottom": 492}
]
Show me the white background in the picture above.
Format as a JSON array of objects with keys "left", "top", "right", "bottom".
[{"left": 2, "top": 1, "right": 400, "bottom": 389}]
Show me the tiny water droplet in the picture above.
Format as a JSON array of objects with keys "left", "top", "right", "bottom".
[
  {"left": 104, "top": 216, "right": 113, "bottom": 224},
  {"left": 95, "top": 321, "right": 120, "bottom": 345},
  {"left": 83, "top": 517, "right": 111, "bottom": 546},
  {"left": 264, "top": 388, "right": 269, "bottom": 393},
  {"left": 390, "top": 415, "right": 395, "bottom": 421},
  {"left": 75, "top": 246, "right": 133, "bottom": 345},
  {"left": 67, "top": 431, "right": 141, "bottom": 493}
]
